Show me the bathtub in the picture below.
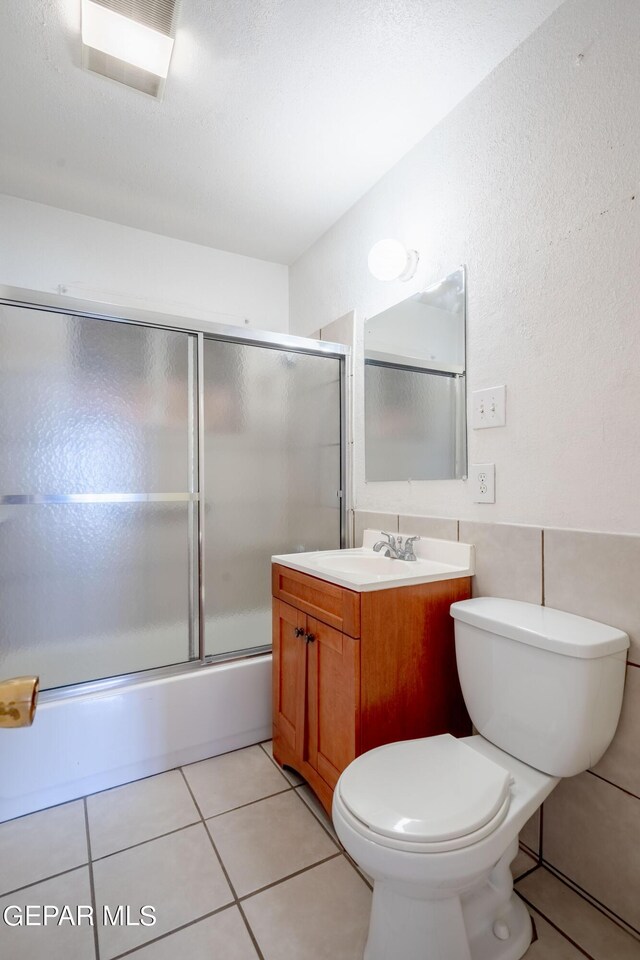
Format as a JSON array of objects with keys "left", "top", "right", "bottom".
[{"left": 0, "top": 655, "right": 272, "bottom": 823}]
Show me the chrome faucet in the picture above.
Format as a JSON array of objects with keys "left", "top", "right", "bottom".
[{"left": 372, "top": 532, "right": 420, "bottom": 561}]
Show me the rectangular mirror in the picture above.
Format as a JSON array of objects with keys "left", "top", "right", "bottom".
[{"left": 364, "top": 266, "right": 467, "bottom": 481}]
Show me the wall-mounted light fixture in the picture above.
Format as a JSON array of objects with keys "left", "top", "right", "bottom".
[{"left": 367, "top": 239, "right": 419, "bottom": 282}]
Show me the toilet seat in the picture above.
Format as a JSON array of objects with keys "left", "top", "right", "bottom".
[{"left": 337, "top": 734, "right": 513, "bottom": 853}]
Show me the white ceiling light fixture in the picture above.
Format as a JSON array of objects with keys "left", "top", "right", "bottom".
[
  {"left": 81, "top": 0, "right": 178, "bottom": 98},
  {"left": 368, "top": 239, "right": 419, "bottom": 282}
]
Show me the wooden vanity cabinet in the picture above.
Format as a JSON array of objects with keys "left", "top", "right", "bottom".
[{"left": 272, "top": 562, "right": 472, "bottom": 815}]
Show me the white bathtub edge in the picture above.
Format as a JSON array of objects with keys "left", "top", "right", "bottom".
[{"left": 0, "top": 655, "right": 273, "bottom": 823}]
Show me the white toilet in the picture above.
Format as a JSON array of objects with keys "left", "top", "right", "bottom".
[{"left": 332, "top": 597, "right": 629, "bottom": 960}]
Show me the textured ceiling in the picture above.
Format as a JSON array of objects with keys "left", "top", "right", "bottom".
[{"left": 0, "top": 1, "right": 564, "bottom": 263}]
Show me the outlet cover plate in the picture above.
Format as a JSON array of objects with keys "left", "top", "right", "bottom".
[
  {"left": 472, "top": 385, "right": 506, "bottom": 429},
  {"left": 471, "top": 463, "right": 495, "bottom": 503}
]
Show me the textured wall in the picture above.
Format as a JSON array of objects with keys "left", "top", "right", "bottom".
[
  {"left": 0, "top": 194, "right": 289, "bottom": 332},
  {"left": 290, "top": 0, "right": 640, "bottom": 534}
]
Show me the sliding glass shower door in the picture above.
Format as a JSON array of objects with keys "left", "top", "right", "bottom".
[
  {"left": 0, "top": 301, "right": 345, "bottom": 690},
  {"left": 0, "top": 304, "right": 198, "bottom": 690},
  {"left": 203, "top": 338, "right": 342, "bottom": 658}
]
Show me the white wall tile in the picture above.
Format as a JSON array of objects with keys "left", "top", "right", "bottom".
[
  {"left": 543, "top": 773, "right": 640, "bottom": 932},
  {"left": 398, "top": 515, "right": 458, "bottom": 541},
  {"left": 591, "top": 665, "right": 640, "bottom": 798},
  {"left": 544, "top": 529, "right": 640, "bottom": 665},
  {"left": 458, "top": 521, "right": 542, "bottom": 603},
  {"left": 354, "top": 511, "right": 398, "bottom": 546}
]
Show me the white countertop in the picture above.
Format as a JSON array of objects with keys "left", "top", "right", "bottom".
[{"left": 272, "top": 530, "right": 475, "bottom": 593}]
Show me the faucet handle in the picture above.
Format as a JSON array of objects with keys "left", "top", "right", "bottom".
[
  {"left": 380, "top": 531, "right": 397, "bottom": 549},
  {"left": 403, "top": 536, "right": 420, "bottom": 561}
]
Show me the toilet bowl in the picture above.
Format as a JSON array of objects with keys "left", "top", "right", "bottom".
[
  {"left": 333, "top": 735, "right": 557, "bottom": 960},
  {"left": 333, "top": 598, "right": 629, "bottom": 960}
]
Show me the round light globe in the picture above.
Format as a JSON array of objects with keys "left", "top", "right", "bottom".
[{"left": 367, "top": 239, "right": 419, "bottom": 282}]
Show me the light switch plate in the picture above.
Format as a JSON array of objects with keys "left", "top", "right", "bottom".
[
  {"left": 472, "top": 385, "right": 506, "bottom": 429},
  {"left": 471, "top": 463, "right": 495, "bottom": 503}
]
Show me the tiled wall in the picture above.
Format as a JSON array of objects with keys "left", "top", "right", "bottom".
[{"left": 353, "top": 510, "right": 640, "bottom": 937}]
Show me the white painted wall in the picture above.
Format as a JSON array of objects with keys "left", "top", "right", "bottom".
[
  {"left": 290, "top": 0, "right": 640, "bottom": 535},
  {"left": 0, "top": 194, "right": 289, "bottom": 332}
]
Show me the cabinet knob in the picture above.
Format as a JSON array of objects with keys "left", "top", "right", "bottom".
[
  {"left": 294, "top": 627, "right": 305, "bottom": 638},
  {"left": 305, "top": 633, "right": 316, "bottom": 644}
]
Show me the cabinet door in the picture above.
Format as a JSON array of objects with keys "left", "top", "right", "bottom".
[
  {"left": 306, "top": 616, "right": 359, "bottom": 789},
  {"left": 272, "top": 600, "right": 307, "bottom": 759}
]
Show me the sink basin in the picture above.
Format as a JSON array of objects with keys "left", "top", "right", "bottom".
[
  {"left": 272, "top": 530, "right": 475, "bottom": 593},
  {"left": 314, "top": 553, "right": 404, "bottom": 576}
]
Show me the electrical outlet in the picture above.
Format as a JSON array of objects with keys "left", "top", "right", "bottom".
[
  {"left": 472, "top": 385, "right": 506, "bottom": 429},
  {"left": 471, "top": 463, "right": 495, "bottom": 503}
]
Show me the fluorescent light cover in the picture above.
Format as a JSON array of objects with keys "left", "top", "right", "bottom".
[{"left": 81, "top": 0, "right": 174, "bottom": 79}]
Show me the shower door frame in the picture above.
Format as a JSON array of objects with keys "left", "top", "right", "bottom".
[{"left": 0, "top": 285, "right": 351, "bottom": 703}]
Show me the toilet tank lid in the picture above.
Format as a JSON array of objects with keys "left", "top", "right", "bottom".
[{"left": 450, "top": 597, "right": 629, "bottom": 659}]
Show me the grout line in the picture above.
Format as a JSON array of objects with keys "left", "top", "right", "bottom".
[
  {"left": 342, "top": 850, "right": 374, "bottom": 891},
  {"left": 52, "top": 787, "right": 295, "bottom": 872},
  {"left": 587, "top": 769, "right": 640, "bottom": 801},
  {"left": 513, "top": 862, "right": 541, "bottom": 884},
  {"left": 541, "top": 528, "right": 545, "bottom": 605},
  {"left": 0, "top": 862, "right": 91, "bottom": 899},
  {"left": 179, "top": 766, "right": 266, "bottom": 959},
  {"left": 236, "top": 900, "right": 267, "bottom": 960},
  {"left": 83, "top": 800, "right": 101, "bottom": 960},
  {"left": 258, "top": 740, "right": 305, "bottom": 788},
  {"left": 0, "top": 794, "right": 95, "bottom": 826},
  {"left": 238, "top": 852, "right": 343, "bottom": 903},
  {"left": 285, "top": 786, "right": 372, "bottom": 891},
  {"left": 516, "top": 892, "right": 597, "bottom": 960},
  {"left": 79, "top": 765, "right": 183, "bottom": 802},
  {"left": 258, "top": 740, "right": 300, "bottom": 778},
  {"left": 91, "top": 820, "right": 202, "bottom": 864},
  {"left": 540, "top": 861, "right": 640, "bottom": 940},
  {"left": 178, "top": 772, "right": 239, "bottom": 897},
  {"left": 291, "top": 784, "right": 341, "bottom": 849},
  {"left": 203, "top": 786, "right": 294, "bottom": 822},
  {"left": 109, "top": 903, "right": 236, "bottom": 960}
]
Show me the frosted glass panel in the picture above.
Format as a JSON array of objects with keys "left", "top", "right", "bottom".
[
  {"left": 0, "top": 502, "right": 195, "bottom": 690},
  {"left": 365, "top": 363, "right": 457, "bottom": 481},
  {"left": 204, "top": 340, "right": 342, "bottom": 658},
  {"left": 0, "top": 305, "right": 195, "bottom": 493}
]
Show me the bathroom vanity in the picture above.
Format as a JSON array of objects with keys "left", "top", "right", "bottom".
[{"left": 271, "top": 532, "right": 474, "bottom": 814}]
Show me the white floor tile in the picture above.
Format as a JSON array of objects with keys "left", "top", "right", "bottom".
[
  {"left": 87, "top": 770, "right": 199, "bottom": 859},
  {"left": 183, "top": 745, "right": 289, "bottom": 818},
  {"left": 0, "top": 867, "right": 95, "bottom": 960},
  {"left": 207, "top": 790, "right": 338, "bottom": 897},
  {"left": 0, "top": 801, "right": 87, "bottom": 896},
  {"left": 242, "top": 855, "right": 371, "bottom": 960}
]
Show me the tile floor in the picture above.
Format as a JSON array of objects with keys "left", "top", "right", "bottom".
[{"left": 0, "top": 741, "right": 638, "bottom": 959}]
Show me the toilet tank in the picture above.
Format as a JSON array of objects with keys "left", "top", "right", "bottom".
[{"left": 450, "top": 598, "right": 629, "bottom": 777}]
